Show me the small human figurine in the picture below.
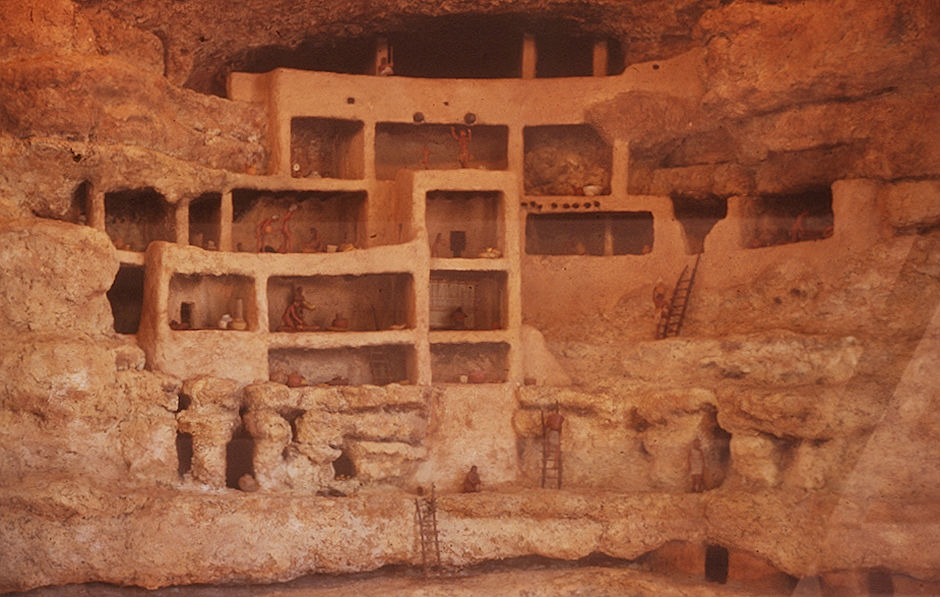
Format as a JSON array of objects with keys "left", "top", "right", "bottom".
[
  {"left": 280, "top": 286, "right": 317, "bottom": 331},
  {"left": 431, "top": 232, "right": 447, "bottom": 257},
  {"left": 544, "top": 403, "right": 564, "bottom": 448},
  {"left": 450, "top": 306, "right": 468, "bottom": 329},
  {"left": 378, "top": 56, "right": 394, "bottom": 76},
  {"left": 790, "top": 210, "right": 809, "bottom": 242},
  {"left": 256, "top": 211, "right": 280, "bottom": 252},
  {"left": 420, "top": 144, "right": 432, "bottom": 169},
  {"left": 278, "top": 204, "right": 299, "bottom": 253},
  {"left": 450, "top": 126, "right": 473, "bottom": 168},
  {"left": 462, "top": 465, "right": 481, "bottom": 493},
  {"left": 303, "top": 226, "right": 324, "bottom": 253},
  {"left": 689, "top": 438, "right": 705, "bottom": 493},
  {"left": 653, "top": 279, "right": 669, "bottom": 320}
]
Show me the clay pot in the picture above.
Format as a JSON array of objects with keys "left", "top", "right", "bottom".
[
  {"left": 468, "top": 370, "right": 487, "bottom": 384},
  {"left": 286, "top": 372, "right": 306, "bottom": 387}
]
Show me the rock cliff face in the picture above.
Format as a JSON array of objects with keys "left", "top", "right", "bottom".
[{"left": 1, "top": 0, "right": 939, "bottom": 594}]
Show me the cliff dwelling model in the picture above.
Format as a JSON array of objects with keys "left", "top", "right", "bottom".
[{"left": 1, "top": 0, "right": 939, "bottom": 595}]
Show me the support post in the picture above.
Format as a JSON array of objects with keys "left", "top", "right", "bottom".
[
  {"left": 522, "top": 34, "right": 537, "bottom": 79},
  {"left": 592, "top": 39, "right": 609, "bottom": 77},
  {"left": 87, "top": 181, "right": 106, "bottom": 232},
  {"left": 219, "top": 190, "right": 233, "bottom": 252},
  {"left": 174, "top": 195, "right": 189, "bottom": 245}
]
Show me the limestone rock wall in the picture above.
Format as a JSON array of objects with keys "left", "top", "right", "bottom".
[
  {"left": 0, "top": 0, "right": 268, "bottom": 223},
  {"left": 0, "top": 218, "right": 180, "bottom": 485},
  {"left": 1, "top": 0, "right": 939, "bottom": 593},
  {"left": 177, "top": 379, "right": 430, "bottom": 492},
  {"left": 591, "top": 0, "right": 940, "bottom": 198}
]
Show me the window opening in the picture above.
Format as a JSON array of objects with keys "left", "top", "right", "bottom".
[
  {"left": 526, "top": 212, "right": 653, "bottom": 256},
  {"left": 705, "top": 545, "right": 729, "bottom": 584}
]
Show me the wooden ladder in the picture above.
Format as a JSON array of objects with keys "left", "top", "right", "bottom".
[
  {"left": 414, "top": 486, "right": 441, "bottom": 577},
  {"left": 541, "top": 412, "right": 562, "bottom": 489},
  {"left": 656, "top": 253, "right": 702, "bottom": 340}
]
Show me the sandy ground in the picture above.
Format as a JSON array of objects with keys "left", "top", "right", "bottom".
[{"left": 12, "top": 563, "right": 800, "bottom": 597}]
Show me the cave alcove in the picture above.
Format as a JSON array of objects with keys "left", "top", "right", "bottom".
[
  {"left": 744, "top": 187, "right": 834, "bottom": 249},
  {"left": 107, "top": 263, "right": 145, "bottom": 334},
  {"left": 202, "top": 14, "right": 625, "bottom": 95},
  {"left": 188, "top": 192, "right": 222, "bottom": 250},
  {"left": 672, "top": 195, "right": 728, "bottom": 255},
  {"left": 104, "top": 188, "right": 174, "bottom": 252},
  {"left": 226, "top": 426, "right": 256, "bottom": 490},
  {"left": 525, "top": 212, "right": 653, "bottom": 256}
]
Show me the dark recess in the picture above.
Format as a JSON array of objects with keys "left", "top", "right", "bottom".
[{"left": 107, "top": 264, "right": 145, "bottom": 334}]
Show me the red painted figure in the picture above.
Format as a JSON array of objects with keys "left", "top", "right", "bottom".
[
  {"left": 255, "top": 212, "right": 280, "bottom": 252},
  {"left": 451, "top": 126, "right": 472, "bottom": 168},
  {"left": 544, "top": 404, "right": 564, "bottom": 454},
  {"left": 278, "top": 204, "right": 299, "bottom": 253},
  {"left": 280, "top": 286, "right": 317, "bottom": 331},
  {"left": 420, "top": 144, "right": 432, "bottom": 169}
]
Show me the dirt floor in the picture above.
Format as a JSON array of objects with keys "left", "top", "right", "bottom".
[{"left": 12, "top": 561, "right": 802, "bottom": 597}]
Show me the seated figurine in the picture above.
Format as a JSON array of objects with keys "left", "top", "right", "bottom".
[
  {"left": 280, "top": 286, "right": 317, "bottom": 331},
  {"left": 461, "top": 465, "right": 481, "bottom": 493}
]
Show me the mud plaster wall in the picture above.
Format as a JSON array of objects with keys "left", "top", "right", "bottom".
[{"left": 1, "top": 0, "right": 940, "bottom": 593}]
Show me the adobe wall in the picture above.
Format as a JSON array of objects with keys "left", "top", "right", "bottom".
[{"left": 1, "top": 0, "right": 939, "bottom": 593}]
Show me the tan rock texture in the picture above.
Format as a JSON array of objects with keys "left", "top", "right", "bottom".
[{"left": 1, "top": 0, "right": 939, "bottom": 593}]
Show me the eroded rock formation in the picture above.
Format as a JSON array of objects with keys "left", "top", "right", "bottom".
[{"left": 1, "top": 0, "right": 938, "bottom": 594}]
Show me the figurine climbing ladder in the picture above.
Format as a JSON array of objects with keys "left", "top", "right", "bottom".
[
  {"left": 541, "top": 411, "right": 562, "bottom": 489},
  {"left": 656, "top": 253, "right": 702, "bottom": 339},
  {"left": 414, "top": 486, "right": 441, "bottom": 577}
]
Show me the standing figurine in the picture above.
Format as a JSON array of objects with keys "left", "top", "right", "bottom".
[
  {"left": 450, "top": 126, "right": 473, "bottom": 168},
  {"left": 789, "top": 210, "right": 809, "bottom": 242},
  {"left": 544, "top": 403, "right": 564, "bottom": 448},
  {"left": 689, "top": 438, "right": 705, "bottom": 493},
  {"left": 431, "top": 232, "right": 447, "bottom": 257},
  {"left": 462, "top": 465, "right": 481, "bottom": 493},
  {"left": 420, "top": 144, "right": 432, "bottom": 169},
  {"left": 653, "top": 278, "right": 669, "bottom": 321},
  {"left": 279, "top": 204, "right": 299, "bottom": 253},
  {"left": 280, "top": 286, "right": 317, "bottom": 331},
  {"left": 256, "top": 211, "right": 280, "bottom": 252}
]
